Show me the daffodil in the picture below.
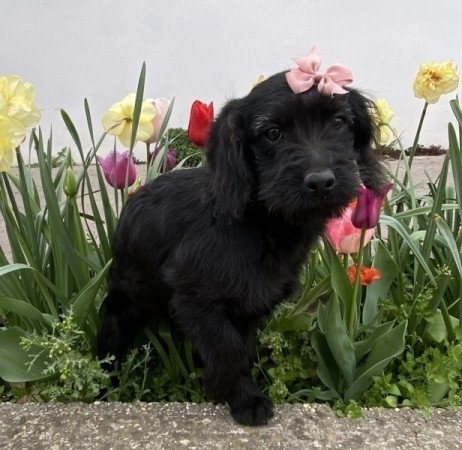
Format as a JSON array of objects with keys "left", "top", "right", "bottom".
[
  {"left": 0, "top": 75, "right": 41, "bottom": 129},
  {"left": 0, "top": 116, "right": 24, "bottom": 172},
  {"left": 102, "top": 93, "right": 156, "bottom": 147},
  {"left": 0, "top": 75, "right": 41, "bottom": 171},
  {"left": 371, "top": 98, "right": 394, "bottom": 144},
  {"left": 251, "top": 75, "right": 267, "bottom": 90},
  {"left": 413, "top": 61, "right": 459, "bottom": 104}
]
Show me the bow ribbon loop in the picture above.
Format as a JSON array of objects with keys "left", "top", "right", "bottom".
[{"left": 286, "top": 48, "right": 353, "bottom": 96}]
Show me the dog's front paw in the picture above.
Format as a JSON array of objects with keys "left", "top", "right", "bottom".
[{"left": 230, "top": 394, "right": 274, "bottom": 426}]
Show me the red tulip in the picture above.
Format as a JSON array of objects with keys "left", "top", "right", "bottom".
[
  {"left": 351, "top": 183, "right": 393, "bottom": 229},
  {"left": 97, "top": 150, "right": 137, "bottom": 189},
  {"left": 187, "top": 100, "right": 214, "bottom": 147}
]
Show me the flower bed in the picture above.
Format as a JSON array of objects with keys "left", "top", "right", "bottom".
[{"left": 0, "top": 60, "right": 461, "bottom": 416}]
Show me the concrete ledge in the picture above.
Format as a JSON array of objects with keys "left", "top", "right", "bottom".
[{"left": 1, "top": 402, "right": 461, "bottom": 449}]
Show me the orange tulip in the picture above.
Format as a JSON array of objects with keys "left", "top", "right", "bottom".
[{"left": 347, "top": 265, "right": 381, "bottom": 285}]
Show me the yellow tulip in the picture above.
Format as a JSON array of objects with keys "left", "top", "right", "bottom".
[
  {"left": 371, "top": 98, "right": 394, "bottom": 144},
  {"left": 413, "top": 61, "right": 459, "bottom": 104},
  {"left": 102, "top": 93, "right": 156, "bottom": 147},
  {"left": 0, "top": 116, "right": 24, "bottom": 172},
  {"left": 0, "top": 75, "right": 41, "bottom": 128}
]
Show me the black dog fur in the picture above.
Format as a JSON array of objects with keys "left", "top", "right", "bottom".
[{"left": 97, "top": 72, "right": 385, "bottom": 425}]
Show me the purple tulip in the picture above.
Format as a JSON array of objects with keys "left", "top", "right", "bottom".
[
  {"left": 351, "top": 183, "right": 393, "bottom": 229},
  {"left": 151, "top": 147, "right": 177, "bottom": 172},
  {"left": 97, "top": 150, "right": 137, "bottom": 189}
]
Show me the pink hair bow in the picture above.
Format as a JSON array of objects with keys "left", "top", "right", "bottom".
[{"left": 286, "top": 47, "right": 353, "bottom": 96}]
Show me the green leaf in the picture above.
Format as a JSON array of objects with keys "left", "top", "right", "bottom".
[
  {"left": 159, "top": 321, "right": 189, "bottom": 378},
  {"left": 424, "top": 310, "right": 459, "bottom": 343},
  {"left": 0, "top": 296, "right": 48, "bottom": 326},
  {"left": 362, "top": 242, "right": 400, "bottom": 324},
  {"left": 291, "top": 276, "right": 332, "bottom": 316},
  {"left": 0, "top": 327, "right": 51, "bottom": 382},
  {"left": 278, "top": 312, "right": 314, "bottom": 332},
  {"left": 323, "top": 239, "right": 353, "bottom": 307},
  {"left": 0, "top": 263, "right": 32, "bottom": 277},
  {"left": 130, "top": 62, "right": 146, "bottom": 151},
  {"left": 429, "top": 380, "right": 449, "bottom": 404},
  {"left": 353, "top": 320, "right": 395, "bottom": 360},
  {"left": 345, "top": 321, "right": 407, "bottom": 401},
  {"left": 319, "top": 294, "right": 356, "bottom": 386},
  {"left": 71, "top": 260, "right": 111, "bottom": 332},
  {"left": 434, "top": 214, "right": 462, "bottom": 278},
  {"left": 310, "top": 330, "right": 340, "bottom": 392},
  {"left": 380, "top": 214, "right": 436, "bottom": 285},
  {"left": 448, "top": 122, "right": 462, "bottom": 218}
]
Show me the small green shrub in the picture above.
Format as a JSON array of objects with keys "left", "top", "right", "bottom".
[{"left": 166, "top": 128, "right": 204, "bottom": 167}]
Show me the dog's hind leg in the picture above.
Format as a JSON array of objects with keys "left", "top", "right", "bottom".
[
  {"left": 97, "top": 288, "right": 150, "bottom": 361},
  {"left": 170, "top": 295, "right": 273, "bottom": 426}
]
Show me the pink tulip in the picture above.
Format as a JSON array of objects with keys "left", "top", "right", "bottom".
[
  {"left": 145, "top": 98, "right": 170, "bottom": 144},
  {"left": 351, "top": 183, "right": 393, "bottom": 229},
  {"left": 325, "top": 205, "right": 375, "bottom": 254},
  {"left": 97, "top": 151, "right": 137, "bottom": 189}
]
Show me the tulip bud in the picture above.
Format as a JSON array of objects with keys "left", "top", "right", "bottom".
[
  {"left": 187, "top": 100, "right": 214, "bottom": 147},
  {"left": 63, "top": 166, "right": 77, "bottom": 197},
  {"left": 351, "top": 183, "right": 393, "bottom": 230}
]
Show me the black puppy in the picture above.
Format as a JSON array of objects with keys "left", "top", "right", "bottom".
[{"left": 97, "top": 72, "right": 384, "bottom": 425}]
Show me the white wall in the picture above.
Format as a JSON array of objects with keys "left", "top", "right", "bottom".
[{"left": 2, "top": 0, "right": 461, "bottom": 161}]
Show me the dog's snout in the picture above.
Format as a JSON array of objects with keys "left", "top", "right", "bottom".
[{"left": 304, "top": 170, "right": 336, "bottom": 192}]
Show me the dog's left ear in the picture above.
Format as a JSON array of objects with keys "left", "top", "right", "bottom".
[
  {"left": 348, "top": 90, "right": 387, "bottom": 193},
  {"left": 206, "top": 99, "right": 254, "bottom": 219}
]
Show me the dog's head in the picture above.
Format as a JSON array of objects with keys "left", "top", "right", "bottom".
[{"left": 207, "top": 72, "right": 385, "bottom": 222}]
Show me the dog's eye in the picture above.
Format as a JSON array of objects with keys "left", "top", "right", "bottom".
[
  {"left": 331, "top": 116, "right": 346, "bottom": 130},
  {"left": 264, "top": 127, "right": 282, "bottom": 141}
]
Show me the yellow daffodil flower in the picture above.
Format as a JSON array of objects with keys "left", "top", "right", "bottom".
[
  {"left": 413, "top": 61, "right": 459, "bottom": 104},
  {"left": 102, "top": 93, "right": 156, "bottom": 147},
  {"left": 371, "top": 98, "right": 394, "bottom": 144},
  {"left": 0, "top": 75, "right": 41, "bottom": 128},
  {"left": 0, "top": 116, "right": 24, "bottom": 172},
  {"left": 0, "top": 75, "right": 41, "bottom": 172},
  {"left": 251, "top": 75, "right": 267, "bottom": 91}
]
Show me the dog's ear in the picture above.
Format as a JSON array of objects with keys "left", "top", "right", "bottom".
[
  {"left": 206, "top": 99, "right": 253, "bottom": 219},
  {"left": 348, "top": 90, "right": 387, "bottom": 193}
]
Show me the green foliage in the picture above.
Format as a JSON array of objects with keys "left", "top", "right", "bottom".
[
  {"left": 0, "top": 66, "right": 462, "bottom": 415},
  {"left": 107, "top": 327, "right": 204, "bottom": 403},
  {"left": 255, "top": 304, "right": 318, "bottom": 404},
  {"left": 20, "top": 313, "right": 111, "bottom": 402},
  {"left": 363, "top": 342, "right": 462, "bottom": 413},
  {"left": 333, "top": 399, "right": 363, "bottom": 418},
  {"left": 166, "top": 128, "right": 204, "bottom": 167}
]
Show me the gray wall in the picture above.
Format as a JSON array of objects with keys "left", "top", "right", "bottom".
[{"left": 2, "top": 0, "right": 461, "bottom": 160}]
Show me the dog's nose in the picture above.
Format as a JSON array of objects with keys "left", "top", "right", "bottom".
[{"left": 304, "top": 170, "right": 336, "bottom": 192}]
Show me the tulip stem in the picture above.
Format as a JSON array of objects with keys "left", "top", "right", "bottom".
[
  {"left": 146, "top": 143, "right": 151, "bottom": 176},
  {"left": 348, "top": 227, "right": 367, "bottom": 339}
]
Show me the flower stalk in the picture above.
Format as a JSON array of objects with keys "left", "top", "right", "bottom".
[{"left": 347, "top": 227, "right": 368, "bottom": 339}]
